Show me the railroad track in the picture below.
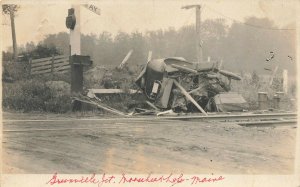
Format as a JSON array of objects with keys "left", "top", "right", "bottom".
[
  {"left": 3, "top": 112, "right": 297, "bottom": 127},
  {"left": 159, "top": 112, "right": 297, "bottom": 126}
]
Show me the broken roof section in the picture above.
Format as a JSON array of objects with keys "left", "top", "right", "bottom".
[{"left": 136, "top": 57, "right": 193, "bottom": 84}]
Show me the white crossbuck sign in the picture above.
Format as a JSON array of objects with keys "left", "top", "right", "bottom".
[{"left": 83, "top": 4, "right": 101, "bottom": 15}]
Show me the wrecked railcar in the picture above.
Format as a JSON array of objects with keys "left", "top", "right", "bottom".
[{"left": 135, "top": 57, "right": 248, "bottom": 113}]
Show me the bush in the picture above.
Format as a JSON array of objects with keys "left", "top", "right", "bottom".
[
  {"left": 2, "top": 61, "right": 30, "bottom": 81},
  {"left": 2, "top": 80, "right": 72, "bottom": 113}
]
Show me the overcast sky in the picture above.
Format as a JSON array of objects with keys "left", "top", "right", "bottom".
[{"left": 1, "top": 0, "right": 297, "bottom": 50}]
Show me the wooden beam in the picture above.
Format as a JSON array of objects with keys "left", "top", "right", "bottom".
[
  {"left": 146, "top": 101, "right": 159, "bottom": 111},
  {"left": 173, "top": 80, "right": 207, "bottom": 115},
  {"left": 118, "top": 49, "right": 133, "bottom": 69},
  {"left": 73, "top": 97, "right": 127, "bottom": 116},
  {"left": 88, "top": 89, "right": 141, "bottom": 94}
]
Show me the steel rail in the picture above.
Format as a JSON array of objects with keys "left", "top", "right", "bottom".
[
  {"left": 160, "top": 112, "right": 297, "bottom": 121},
  {"left": 238, "top": 120, "right": 297, "bottom": 126},
  {"left": 3, "top": 112, "right": 297, "bottom": 122},
  {"left": 3, "top": 128, "right": 92, "bottom": 132}
]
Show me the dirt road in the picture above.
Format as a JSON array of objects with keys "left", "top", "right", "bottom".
[{"left": 2, "top": 113, "right": 297, "bottom": 174}]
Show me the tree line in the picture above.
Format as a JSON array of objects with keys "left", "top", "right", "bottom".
[{"left": 3, "top": 17, "right": 296, "bottom": 75}]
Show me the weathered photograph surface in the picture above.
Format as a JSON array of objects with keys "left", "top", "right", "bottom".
[{"left": 1, "top": 0, "right": 298, "bottom": 174}]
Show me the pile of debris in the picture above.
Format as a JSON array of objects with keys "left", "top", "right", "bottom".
[
  {"left": 73, "top": 57, "right": 249, "bottom": 116},
  {"left": 135, "top": 57, "right": 248, "bottom": 115}
]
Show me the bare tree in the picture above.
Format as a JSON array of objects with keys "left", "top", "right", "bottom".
[{"left": 2, "top": 4, "right": 19, "bottom": 61}]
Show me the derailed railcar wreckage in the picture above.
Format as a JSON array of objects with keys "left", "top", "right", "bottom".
[
  {"left": 73, "top": 55, "right": 249, "bottom": 116},
  {"left": 134, "top": 57, "right": 248, "bottom": 114}
]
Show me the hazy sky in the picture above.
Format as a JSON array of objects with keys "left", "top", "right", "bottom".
[{"left": 1, "top": 0, "right": 298, "bottom": 50}]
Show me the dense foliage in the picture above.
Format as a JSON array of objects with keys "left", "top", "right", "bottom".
[{"left": 4, "top": 17, "right": 294, "bottom": 75}]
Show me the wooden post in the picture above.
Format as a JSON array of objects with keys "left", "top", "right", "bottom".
[
  {"left": 70, "top": 5, "right": 83, "bottom": 93},
  {"left": 258, "top": 92, "right": 268, "bottom": 110},
  {"left": 173, "top": 80, "right": 207, "bottom": 115},
  {"left": 71, "top": 62, "right": 83, "bottom": 92},
  {"left": 9, "top": 8, "right": 18, "bottom": 61}
]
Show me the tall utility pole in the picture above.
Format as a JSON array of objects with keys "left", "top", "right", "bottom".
[
  {"left": 3, "top": 5, "right": 19, "bottom": 61},
  {"left": 9, "top": 8, "right": 17, "bottom": 61},
  {"left": 182, "top": 5, "right": 202, "bottom": 66}
]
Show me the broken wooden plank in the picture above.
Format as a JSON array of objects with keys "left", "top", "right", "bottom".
[
  {"left": 157, "top": 109, "right": 176, "bottom": 116},
  {"left": 146, "top": 101, "right": 159, "bottom": 110},
  {"left": 118, "top": 50, "right": 133, "bottom": 69},
  {"left": 218, "top": 69, "right": 241, "bottom": 80},
  {"left": 72, "top": 97, "right": 127, "bottom": 116},
  {"left": 173, "top": 80, "right": 208, "bottom": 115},
  {"left": 88, "top": 89, "right": 141, "bottom": 94}
]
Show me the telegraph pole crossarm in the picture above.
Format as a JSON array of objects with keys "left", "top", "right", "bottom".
[{"left": 181, "top": 5, "right": 201, "bottom": 9}]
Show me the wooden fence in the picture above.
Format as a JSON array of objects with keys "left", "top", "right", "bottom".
[{"left": 29, "top": 55, "right": 70, "bottom": 75}]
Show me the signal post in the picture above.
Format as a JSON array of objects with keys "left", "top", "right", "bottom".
[{"left": 66, "top": 5, "right": 94, "bottom": 93}]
